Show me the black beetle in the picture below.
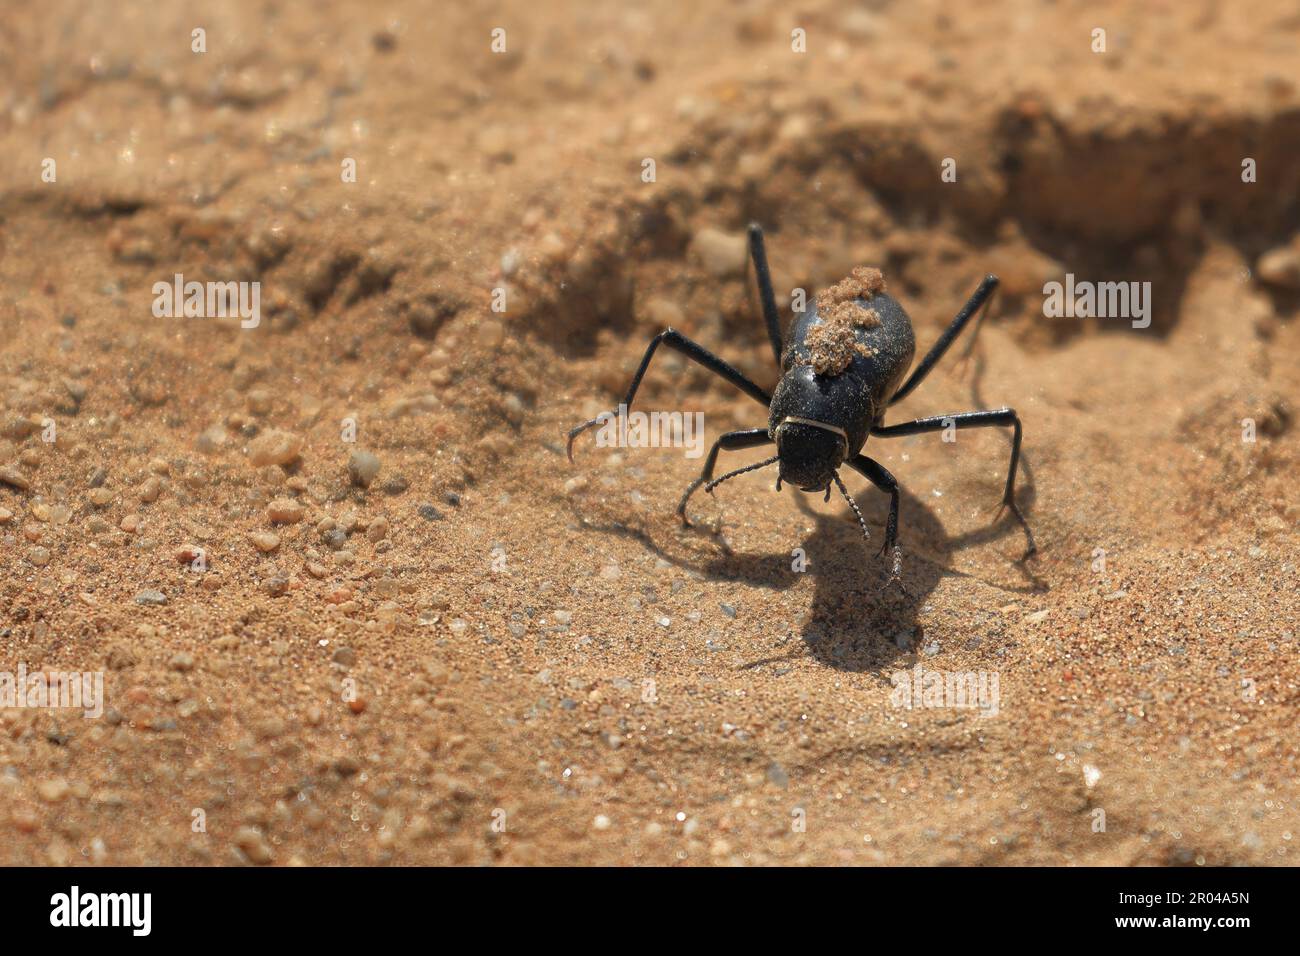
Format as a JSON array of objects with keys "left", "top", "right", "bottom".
[{"left": 567, "top": 223, "right": 1036, "bottom": 577}]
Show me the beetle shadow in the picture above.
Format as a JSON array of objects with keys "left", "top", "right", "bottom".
[
  {"left": 572, "top": 473, "right": 1045, "bottom": 674},
  {"left": 732, "top": 481, "right": 1045, "bottom": 673}
]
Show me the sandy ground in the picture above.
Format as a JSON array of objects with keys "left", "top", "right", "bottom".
[{"left": 0, "top": 0, "right": 1297, "bottom": 865}]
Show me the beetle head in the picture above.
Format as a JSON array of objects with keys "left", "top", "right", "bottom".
[{"left": 774, "top": 419, "right": 847, "bottom": 492}]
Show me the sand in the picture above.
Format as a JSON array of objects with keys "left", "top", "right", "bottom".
[
  {"left": 0, "top": 1, "right": 1297, "bottom": 865},
  {"left": 804, "top": 268, "right": 883, "bottom": 374}
]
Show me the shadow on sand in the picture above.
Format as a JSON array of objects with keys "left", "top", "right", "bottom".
[{"left": 574, "top": 468, "right": 1046, "bottom": 675}]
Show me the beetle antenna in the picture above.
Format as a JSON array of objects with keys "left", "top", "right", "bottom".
[
  {"left": 705, "top": 455, "right": 780, "bottom": 495},
  {"left": 833, "top": 472, "right": 871, "bottom": 545}
]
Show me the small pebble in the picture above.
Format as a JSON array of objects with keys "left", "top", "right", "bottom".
[
  {"left": 135, "top": 589, "right": 167, "bottom": 606},
  {"left": 643, "top": 298, "right": 685, "bottom": 328},
  {"left": 689, "top": 227, "right": 748, "bottom": 277},
  {"left": 34, "top": 503, "right": 71, "bottom": 524},
  {"left": 0, "top": 467, "right": 31, "bottom": 491},
  {"left": 246, "top": 389, "right": 273, "bottom": 415},
  {"left": 38, "top": 778, "right": 70, "bottom": 803},
  {"left": 267, "top": 498, "right": 305, "bottom": 523},
  {"left": 247, "top": 429, "right": 303, "bottom": 467},
  {"left": 1257, "top": 243, "right": 1300, "bottom": 289},
  {"left": 234, "top": 826, "right": 274, "bottom": 865},
  {"left": 196, "top": 424, "right": 227, "bottom": 454},
  {"left": 138, "top": 476, "right": 162, "bottom": 503},
  {"left": 250, "top": 531, "right": 281, "bottom": 553},
  {"left": 348, "top": 450, "right": 382, "bottom": 488}
]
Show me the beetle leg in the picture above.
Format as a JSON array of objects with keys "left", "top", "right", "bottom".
[
  {"left": 676, "top": 428, "right": 772, "bottom": 526},
  {"left": 845, "top": 454, "right": 902, "bottom": 567},
  {"left": 567, "top": 329, "right": 771, "bottom": 461},
  {"left": 870, "top": 408, "right": 1036, "bottom": 560},
  {"left": 747, "top": 223, "right": 785, "bottom": 367},
  {"left": 889, "top": 275, "right": 999, "bottom": 406}
]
